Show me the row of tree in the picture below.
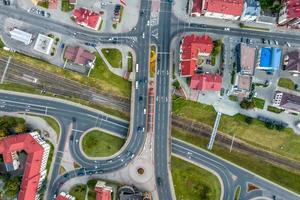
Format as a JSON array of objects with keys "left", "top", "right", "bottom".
[{"left": 0, "top": 116, "right": 28, "bottom": 138}]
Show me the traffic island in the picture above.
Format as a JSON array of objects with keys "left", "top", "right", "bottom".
[{"left": 81, "top": 129, "right": 125, "bottom": 157}]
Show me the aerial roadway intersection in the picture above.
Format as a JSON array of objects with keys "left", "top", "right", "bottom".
[{"left": 1, "top": 0, "right": 300, "bottom": 200}]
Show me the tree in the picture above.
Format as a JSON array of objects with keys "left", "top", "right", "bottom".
[
  {"left": 0, "top": 129, "right": 8, "bottom": 138},
  {"left": 245, "top": 116, "right": 253, "bottom": 124},
  {"left": 14, "top": 123, "right": 27, "bottom": 134},
  {"left": 265, "top": 121, "right": 275, "bottom": 130},
  {"left": 240, "top": 99, "right": 255, "bottom": 110},
  {"left": 275, "top": 124, "right": 285, "bottom": 131},
  {"left": 3, "top": 176, "right": 22, "bottom": 198}
]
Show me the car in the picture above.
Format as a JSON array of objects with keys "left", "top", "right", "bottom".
[
  {"left": 143, "top": 108, "right": 147, "bottom": 114},
  {"left": 147, "top": 20, "right": 150, "bottom": 26},
  {"left": 262, "top": 38, "right": 266, "bottom": 44},
  {"left": 140, "top": 10, "right": 144, "bottom": 16},
  {"left": 224, "top": 27, "right": 230, "bottom": 31},
  {"left": 135, "top": 81, "right": 139, "bottom": 89},
  {"left": 274, "top": 40, "right": 278, "bottom": 45},
  {"left": 157, "top": 177, "right": 162, "bottom": 186},
  {"left": 139, "top": 96, "right": 143, "bottom": 101},
  {"left": 286, "top": 42, "right": 291, "bottom": 47},
  {"left": 72, "top": 117, "right": 76, "bottom": 122},
  {"left": 137, "top": 126, "right": 141, "bottom": 133},
  {"left": 97, "top": 170, "right": 104, "bottom": 174},
  {"left": 70, "top": 135, "right": 74, "bottom": 141},
  {"left": 142, "top": 33, "right": 145, "bottom": 38}
]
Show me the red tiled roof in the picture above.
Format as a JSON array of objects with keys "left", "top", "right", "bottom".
[
  {"left": 64, "top": 46, "right": 96, "bottom": 65},
  {"left": 190, "top": 73, "right": 222, "bottom": 91},
  {"left": 204, "top": 0, "right": 243, "bottom": 16},
  {"left": 95, "top": 188, "right": 112, "bottom": 200},
  {"left": 0, "top": 133, "right": 46, "bottom": 200},
  {"left": 192, "top": 0, "right": 203, "bottom": 14},
  {"left": 72, "top": 8, "right": 101, "bottom": 29},
  {"left": 286, "top": 0, "right": 300, "bottom": 19},
  {"left": 56, "top": 192, "right": 75, "bottom": 200},
  {"left": 180, "top": 34, "right": 213, "bottom": 77}
]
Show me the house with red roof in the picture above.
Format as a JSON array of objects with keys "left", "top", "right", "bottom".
[
  {"left": 190, "top": 73, "right": 222, "bottom": 91},
  {"left": 64, "top": 46, "right": 96, "bottom": 67},
  {"left": 179, "top": 34, "right": 213, "bottom": 77},
  {"left": 0, "top": 132, "right": 50, "bottom": 200},
  {"left": 72, "top": 8, "right": 102, "bottom": 30},
  {"left": 191, "top": 0, "right": 244, "bottom": 20},
  {"left": 95, "top": 181, "right": 113, "bottom": 200},
  {"left": 56, "top": 192, "right": 75, "bottom": 200},
  {"left": 278, "top": 0, "right": 300, "bottom": 26}
]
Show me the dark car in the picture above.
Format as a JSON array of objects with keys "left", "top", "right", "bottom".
[
  {"left": 157, "top": 177, "right": 162, "bottom": 186},
  {"left": 139, "top": 96, "right": 143, "bottom": 101},
  {"left": 70, "top": 135, "right": 74, "bottom": 141},
  {"left": 72, "top": 117, "right": 76, "bottom": 122},
  {"left": 140, "top": 10, "right": 144, "bottom": 16}
]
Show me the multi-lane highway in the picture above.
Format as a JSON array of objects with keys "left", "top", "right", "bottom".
[{"left": 2, "top": 1, "right": 300, "bottom": 199}]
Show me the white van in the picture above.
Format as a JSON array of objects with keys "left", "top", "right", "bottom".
[{"left": 135, "top": 81, "right": 138, "bottom": 89}]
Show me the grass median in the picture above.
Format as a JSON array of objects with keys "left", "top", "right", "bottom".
[
  {"left": 101, "top": 48, "right": 122, "bottom": 68},
  {"left": 172, "top": 128, "right": 300, "bottom": 194},
  {"left": 81, "top": 130, "right": 125, "bottom": 157},
  {"left": 171, "top": 156, "right": 221, "bottom": 200},
  {"left": 172, "top": 96, "right": 300, "bottom": 162}
]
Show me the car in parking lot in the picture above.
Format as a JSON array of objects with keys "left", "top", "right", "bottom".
[{"left": 3, "top": 0, "right": 10, "bottom": 5}]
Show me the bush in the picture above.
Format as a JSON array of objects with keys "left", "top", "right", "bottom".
[
  {"left": 245, "top": 116, "right": 253, "bottom": 124},
  {"left": 172, "top": 80, "right": 180, "bottom": 89},
  {"left": 240, "top": 99, "right": 255, "bottom": 110},
  {"left": 265, "top": 121, "right": 275, "bottom": 129}
]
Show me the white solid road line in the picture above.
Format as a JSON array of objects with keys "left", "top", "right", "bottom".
[{"left": 1, "top": 56, "right": 12, "bottom": 84}]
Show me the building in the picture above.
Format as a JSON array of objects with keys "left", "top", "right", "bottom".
[
  {"left": 118, "top": 185, "right": 151, "bottom": 200},
  {"left": 191, "top": 0, "right": 203, "bottom": 17},
  {"left": 241, "top": 0, "right": 261, "bottom": 21},
  {"left": 190, "top": 73, "right": 222, "bottom": 91},
  {"left": 31, "top": 0, "right": 42, "bottom": 5},
  {"left": 9, "top": 28, "right": 33, "bottom": 45},
  {"left": 273, "top": 91, "right": 300, "bottom": 113},
  {"left": 95, "top": 181, "right": 113, "bottom": 200},
  {"left": 0, "top": 132, "right": 50, "bottom": 200},
  {"left": 278, "top": 0, "right": 300, "bottom": 26},
  {"left": 257, "top": 47, "right": 282, "bottom": 71},
  {"left": 56, "top": 192, "right": 75, "bottom": 200},
  {"left": 72, "top": 8, "right": 102, "bottom": 30},
  {"left": 238, "top": 43, "right": 257, "bottom": 75},
  {"left": 179, "top": 34, "right": 213, "bottom": 77},
  {"left": 69, "top": 0, "right": 77, "bottom": 5},
  {"left": 283, "top": 50, "right": 300, "bottom": 75},
  {"left": 203, "top": 0, "right": 244, "bottom": 20},
  {"left": 64, "top": 46, "right": 96, "bottom": 67},
  {"left": 33, "top": 33, "right": 54, "bottom": 55}
]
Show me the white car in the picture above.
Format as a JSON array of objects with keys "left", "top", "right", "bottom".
[
  {"left": 147, "top": 20, "right": 150, "bottom": 26},
  {"left": 135, "top": 81, "right": 139, "bottom": 89},
  {"left": 144, "top": 108, "right": 147, "bottom": 114},
  {"left": 142, "top": 33, "right": 145, "bottom": 38}
]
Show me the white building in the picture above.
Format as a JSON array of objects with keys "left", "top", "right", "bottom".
[
  {"left": 241, "top": 0, "right": 261, "bottom": 21},
  {"left": 9, "top": 28, "right": 33, "bottom": 45},
  {"left": 33, "top": 34, "right": 54, "bottom": 55}
]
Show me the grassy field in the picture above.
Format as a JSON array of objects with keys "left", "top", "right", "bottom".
[
  {"left": 69, "top": 185, "right": 87, "bottom": 200},
  {"left": 278, "top": 78, "right": 296, "bottom": 90},
  {"left": 127, "top": 52, "right": 133, "bottom": 72},
  {"left": 171, "top": 156, "right": 221, "bottom": 200},
  {"left": 0, "top": 82, "right": 129, "bottom": 120},
  {"left": 172, "top": 128, "right": 300, "bottom": 194},
  {"left": 81, "top": 130, "right": 125, "bottom": 157},
  {"left": 252, "top": 97, "right": 265, "bottom": 109},
  {"left": 101, "top": 48, "right": 122, "bottom": 68},
  {"left": 90, "top": 54, "right": 131, "bottom": 97},
  {"left": 61, "top": 0, "right": 74, "bottom": 12},
  {"left": 0, "top": 38, "right": 4, "bottom": 48},
  {"left": 172, "top": 96, "right": 216, "bottom": 127},
  {"left": 172, "top": 97, "right": 300, "bottom": 162},
  {"left": 267, "top": 106, "right": 285, "bottom": 113}
]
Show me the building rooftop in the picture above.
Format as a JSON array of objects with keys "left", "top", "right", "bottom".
[
  {"left": 64, "top": 46, "right": 96, "bottom": 66},
  {"left": 275, "top": 91, "right": 300, "bottom": 113},
  {"left": 242, "top": 0, "right": 261, "bottom": 17},
  {"left": 192, "top": 0, "right": 203, "bottom": 14},
  {"left": 180, "top": 34, "right": 213, "bottom": 77},
  {"left": 95, "top": 181, "right": 113, "bottom": 200},
  {"left": 284, "top": 50, "right": 300, "bottom": 72},
  {"left": 33, "top": 34, "right": 54, "bottom": 55},
  {"left": 9, "top": 28, "right": 33, "bottom": 45},
  {"left": 259, "top": 47, "right": 282, "bottom": 70},
  {"left": 190, "top": 73, "right": 222, "bottom": 91},
  {"left": 0, "top": 132, "right": 50, "bottom": 200},
  {"left": 72, "top": 8, "right": 101, "bottom": 30},
  {"left": 286, "top": 0, "right": 300, "bottom": 19},
  {"left": 56, "top": 192, "right": 75, "bottom": 200},
  {"left": 204, "top": 0, "right": 244, "bottom": 16},
  {"left": 240, "top": 43, "right": 256, "bottom": 75}
]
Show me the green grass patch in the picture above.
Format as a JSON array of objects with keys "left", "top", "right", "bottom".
[
  {"left": 46, "top": 141, "right": 54, "bottom": 176},
  {"left": 172, "top": 128, "right": 300, "bottom": 194},
  {"left": 82, "top": 130, "right": 125, "bottom": 157},
  {"left": 229, "top": 95, "right": 238, "bottom": 102},
  {"left": 98, "top": 20, "right": 104, "bottom": 31},
  {"left": 37, "top": 1, "right": 49, "bottom": 8},
  {"left": 252, "top": 97, "right": 265, "bottom": 109},
  {"left": 172, "top": 96, "right": 216, "bottom": 127},
  {"left": 172, "top": 97, "right": 300, "bottom": 162},
  {"left": 61, "top": 0, "right": 74, "bottom": 12},
  {"left": 278, "top": 78, "right": 297, "bottom": 91},
  {"left": 0, "top": 82, "right": 129, "bottom": 120},
  {"left": 171, "top": 156, "right": 221, "bottom": 200},
  {"left": 267, "top": 106, "right": 285, "bottom": 113},
  {"left": 127, "top": 52, "right": 133, "bottom": 72},
  {"left": 101, "top": 48, "right": 122, "bottom": 68},
  {"left": 234, "top": 186, "right": 241, "bottom": 200},
  {"left": 70, "top": 185, "right": 87, "bottom": 200},
  {"left": 239, "top": 23, "right": 270, "bottom": 31}
]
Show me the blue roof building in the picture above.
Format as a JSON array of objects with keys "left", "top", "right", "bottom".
[{"left": 258, "top": 47, "right": 282, "bottom": 71}]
